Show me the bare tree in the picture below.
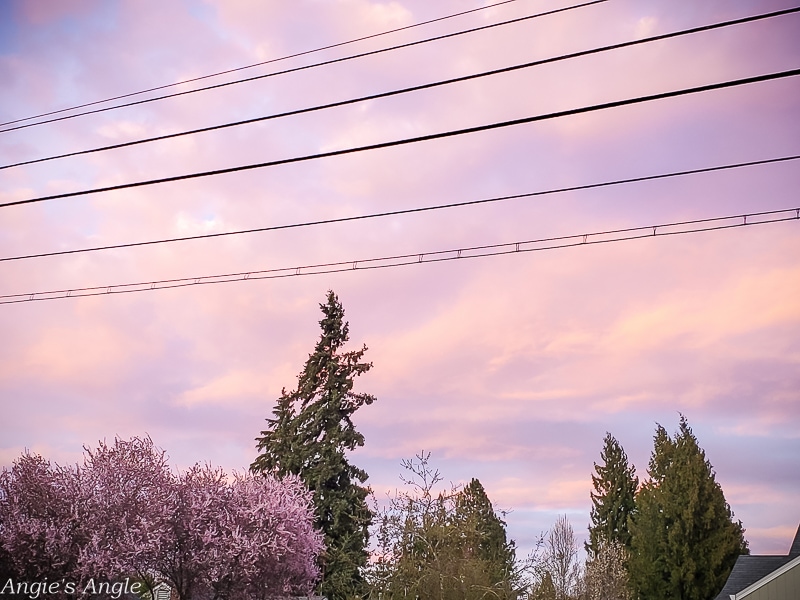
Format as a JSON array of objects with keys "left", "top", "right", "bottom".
[{"left": 541, "top": 515, "right": 581, "bottom": 600}]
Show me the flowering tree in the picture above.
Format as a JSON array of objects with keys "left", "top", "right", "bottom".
[
  {"left": 584, "top": 541, "right": 630, "bottom": 600},
  {"left": 0, "top": 437, "right": 324, "bottom": 600},
  {"left": 225, "top": 472, "right": 323, "bottom": 599},
  {"left": 157, "top": 463, "right": 229, "bottom": 600},
  {"left": 154, "top": 464, "right": 324, "bottom": 600},
  {"left": 0, "top": 452, "right": 84, "bottom": 581},
  {"left": 78, "top": 435, "right": 175, "bottom": 595}
]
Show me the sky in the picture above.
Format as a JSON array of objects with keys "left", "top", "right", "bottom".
[{"left": 0, "top": 0, "right": 798, "bottom": 559}]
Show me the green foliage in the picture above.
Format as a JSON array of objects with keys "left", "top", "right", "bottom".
[
  {"left": 251, "top": 291, "right": 375, "bottom": 600},
  {"left": 628, "top": 416, "right": 748, "bottom": 600},
  {"left": 456, "top": 478, "right": 517, "bottom": 584},
  {"left": 528, "top": 571, "right": 556, "bottom": 600},
  {"left": 367, "top": 453, "right": 518, "bottom": 600},
  {"left": 587, "top": 433, "right": 638, "bottom": 556}
]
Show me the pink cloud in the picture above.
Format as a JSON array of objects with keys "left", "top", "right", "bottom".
[{"left": 15, "top": 0, "right": 98, "bottom": 26}]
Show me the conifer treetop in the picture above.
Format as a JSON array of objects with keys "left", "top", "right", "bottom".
[
  {"left": 628, "top": 415, "right": 748, "bottom": 600},
  {"left": 587, "top": 432, "right": 638, "bottom": 555},
  {"left": 251, "top": 290, "right": 376, "bottom": 600}
]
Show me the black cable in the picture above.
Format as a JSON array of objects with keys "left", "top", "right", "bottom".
[
  {"left": 6, "top": 5, "right": 797, "bottom": 171},
  {"left": 0, "top": 0, "right": 606, "bottom": 134},
  {"left": 2, "top": 207, "right": 796, "bottom": 304},
  {"left": 3, "top": 155, "right": 797, "bottom": 263},
  {"left": 0, "top": 0, "right": 524, "bottom": 129},
  {"left": 4, "top": 68, "right": 798, "bottom": 210}
]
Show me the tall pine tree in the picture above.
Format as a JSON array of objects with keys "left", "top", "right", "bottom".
[
  {"left": 586, "top": 433, "right": 638, "bottom": 557},
  {"left": 628, "top": 416, "right": 748, "bottom": 600},
  {"left": 251, "top": 291, "right": 375, "bottom": 600}
]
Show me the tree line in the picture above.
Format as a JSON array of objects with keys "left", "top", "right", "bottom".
[
  {"left": 581, "top": 421, "right": 748, "bottom": 600},
  {"left": 247, "top": 292, "right": 748, "bottom": 599},
  {"left": 1, "top": 291, "right": 748, "bottom": 599}
]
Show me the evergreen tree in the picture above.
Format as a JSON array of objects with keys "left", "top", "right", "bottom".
[
  {"left": 251, "top": 291, "right": 376, "bottom": 600},
  {"left": 626, "top": 425, "right": 676, "bottom": 599},
  {"left": 454, "top": 478, "right": 517, "bottom": 585},
  {"left": 586, "top": 433, "right": 638, "bottom": 556},
  {"left": 628, "top": 416, "right": 748, "bottom": 600},
  {"left": 367, "top": 455, "right": 519, "bottom": 599},
  {"left": 529, "top": 571, "right": 556, "bottom": 600}
]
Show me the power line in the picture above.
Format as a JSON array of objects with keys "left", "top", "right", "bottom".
[
  {"left": 0, "top": 0, "right": 606, "bottom": 134},
  {"left": 2, "top": 207, "right": 796, "bottom": 305},
  {"left": 3, "top": 155, "right": 797, "bottom": 263},
  {"left": 0, "top": 0, "right": 524, "bottom": 129},
  {"left": 6, "top": 5, "right": 797, "bottom": 171},
  {"left": 4, "top": 68, "right": 798, "bottom": 210}
]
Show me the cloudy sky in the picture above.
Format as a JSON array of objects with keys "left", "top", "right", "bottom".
[{"left": 1, "top": 0, "right": 798, "bottom": 557}]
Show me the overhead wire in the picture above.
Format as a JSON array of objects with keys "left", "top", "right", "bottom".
[
  {"left": 3, "top": 155, "right": 797, "bottom": 263},
  {"left": 0, "top": 0, "right": 606, "bottom": 134},
  {"left": 0, "top": 0, "right": 524, "bottom": 129},
  {"left": 4, "top": 5, "right": 798, "bottom": 171},
  {"left": 4, "top": 67, "right": 799, "bottom": 210},
  {"left": 2, "top": 207, "right": 796, "bottom": 305}
]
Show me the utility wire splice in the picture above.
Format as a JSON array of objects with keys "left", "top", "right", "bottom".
[{"left": 2, "top": 207, "right": 796, "bottom": 305}]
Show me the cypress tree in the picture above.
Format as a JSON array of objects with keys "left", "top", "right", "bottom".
[
  {"left": 251, "top": 291, "right": 376, "bottom": 600},
  {"left": 586, "top": 433, "right": 638, "bottom": 556},
  {"left": 628, "top": 416, "right": 748, "bottom": 600}
]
